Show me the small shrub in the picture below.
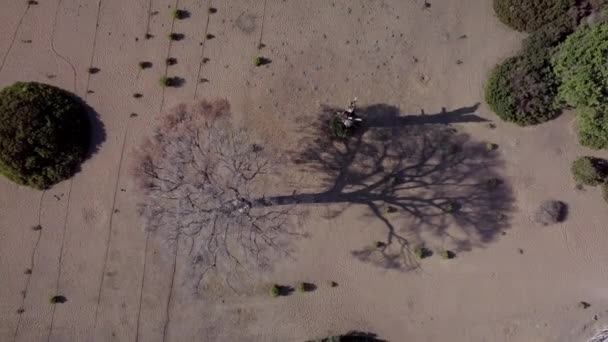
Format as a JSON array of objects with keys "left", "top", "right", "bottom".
[
  {"left": 168, "top": 33, "right": 184, "bottom": 41},
  {"left": 269, "top": 284, "right": 280, "bottom": 297},
  {"left": 383, "top": 206, "right": 397, "bottom": 214},
  {"left": 87, "top": 67, "right": 100, "bottom": 74},
  {"left": 553, "top": 24, "right": 608, "bottom": 111},
  {"left": 208, "top": 7, "right": 217, "bottom": 14},
  {"left": 297, "top": 282, "right": 316, "bottom": 293},
  {"left": 486, "top": 142, "right": 498, "bottom": 151},
  {"left": 443, "top": 201, "right": 460, "bottom": 213},
  {"left": 571, "top": 156, "right": 607, "bottom": 186},
  {"left": 533, "top": 200, "right": 568, "bottom": 225},
  {"left": 440, "top": 250, "right": 456, "bottom": 259},
  {"left": 414, "top": 246, "right": 433, "bottom": 259},
  {"left": 329, "top": 281, "right": 338, "bottom": 288},
  {"left": 133, "top": 93, "right": 143, "bottom": 98},
  {"left": 165, "top": 57, "right": 177, "bottom": 66},
  {"left": 253, "top": 56, "right": 270, "bottom": 66},
  {"left": 493, "top": 0, "right": 575, "bottom": 32},
  {"left": 159, "top": 76, "right": 171, "bottom": 87},
  {"left": 171, "top": 9, "right": 188, "bottom": 20},
  {"left": 50, "top": 295, "right": 67, "bottom": 304},
  {"left": 576, "top": 107, "right": 608, "bottom": 149},
  {"left": 31, "top": 224, "right": 42, "bottom": 231},
  {"left": 602, "top": 182, "right": 608, "bottom": 204},
  {"left": 138, "top": 61, "right": 152, "bottom": 69}
]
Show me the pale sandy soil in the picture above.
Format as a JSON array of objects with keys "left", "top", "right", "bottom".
[{"left": 1, "top": 0, "right": 608, "bottom": 341}]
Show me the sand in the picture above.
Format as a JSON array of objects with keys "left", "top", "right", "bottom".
[{"left": 1, "top": 0, "right": 608, "bottom": 341}]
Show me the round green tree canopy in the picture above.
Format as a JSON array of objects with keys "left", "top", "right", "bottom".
[{"left": 0, "top": 82, "right": 90, "bottom": 189}]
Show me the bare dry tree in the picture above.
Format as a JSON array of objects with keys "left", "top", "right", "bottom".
[{"left": 134, "top": 100, "right": 295, "bottom": 289}]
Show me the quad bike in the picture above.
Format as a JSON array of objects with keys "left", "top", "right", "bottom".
[{"left": 331, "top": 98, "right": 363, "bottom": 138}]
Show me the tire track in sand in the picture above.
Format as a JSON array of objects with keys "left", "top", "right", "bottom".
[
  {"left": 12, "top": 191, "right": 46, "bottom": 342},
  {"left": 0, "top": 2, "right": 32, "bottom": 75},
  {"left": 91, "top": 127, "right": 129, "bottom": 333},
  {"left": 50, "top": 0, "right": 78, "bottom": 92},
  {"left": 47, "top": 0, "right": 103, "bottom": 340}
]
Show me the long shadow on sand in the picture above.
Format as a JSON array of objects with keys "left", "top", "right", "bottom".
[{"left": 266, "top": 103, "right": 513, "bottom": 271}]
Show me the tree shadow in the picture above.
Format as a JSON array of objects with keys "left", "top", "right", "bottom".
[
  {"left": 279, "top": 103, "right": 514, "bottom": 271},
  {"left": 365, "top": 102, "right": 488, "bottom": 127}
]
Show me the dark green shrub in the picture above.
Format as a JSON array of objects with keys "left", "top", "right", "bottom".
[
  {"left": 485, "top": 56, "right": 561, "bottom": 126},
  {"left": 493, "top": 0, "right": 575, "bottom": 32},
  {"left": 0, "top": 82, "right": 90, "bottom": 189},
  {"left": 553, "top": 24, "right": 608, "bottom": 111},
  {"left": 576, "top": 107, "right": 608, "bottom": 149},
  {"left": 571, "top": 156, "right": 606, "bottom": 186}
]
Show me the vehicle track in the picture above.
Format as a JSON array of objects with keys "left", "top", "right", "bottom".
[
  {"left": 0, "top": 2, "right": 31, "bottom": 75},
  {"left": 50, "top": 0, "right": 78, "bottom": 92},
  {"left": 47, "top": 0, "right": 103, "bottom": 340},
  {"left": 12, "top": 191, "right": 46, "bottom": 342}
]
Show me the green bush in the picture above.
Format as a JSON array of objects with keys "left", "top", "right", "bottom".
[
  {"left": 553, "top": 24, "right": 608, "bottom": 111},
  {"left": 571, "top": 156, "right": 606, "bottom": 186},
  {"left": 576, "top": 107, "right": 608, "bottom": 149},
  {"left": 269, "top": 284, "right": 280, "bottom": 297},
  {"left": 493, "top": 0, "right": 575, "bottom": 32},
  {"left": 485, "top": 55, "right": 561, "bottom": 126},
  {"left": 0, "top": 82, "right": 90, "bottom": 189}
]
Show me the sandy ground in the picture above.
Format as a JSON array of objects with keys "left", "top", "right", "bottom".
[{"left": 1, "top": 0, "right": 608, "bottom": 341}]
